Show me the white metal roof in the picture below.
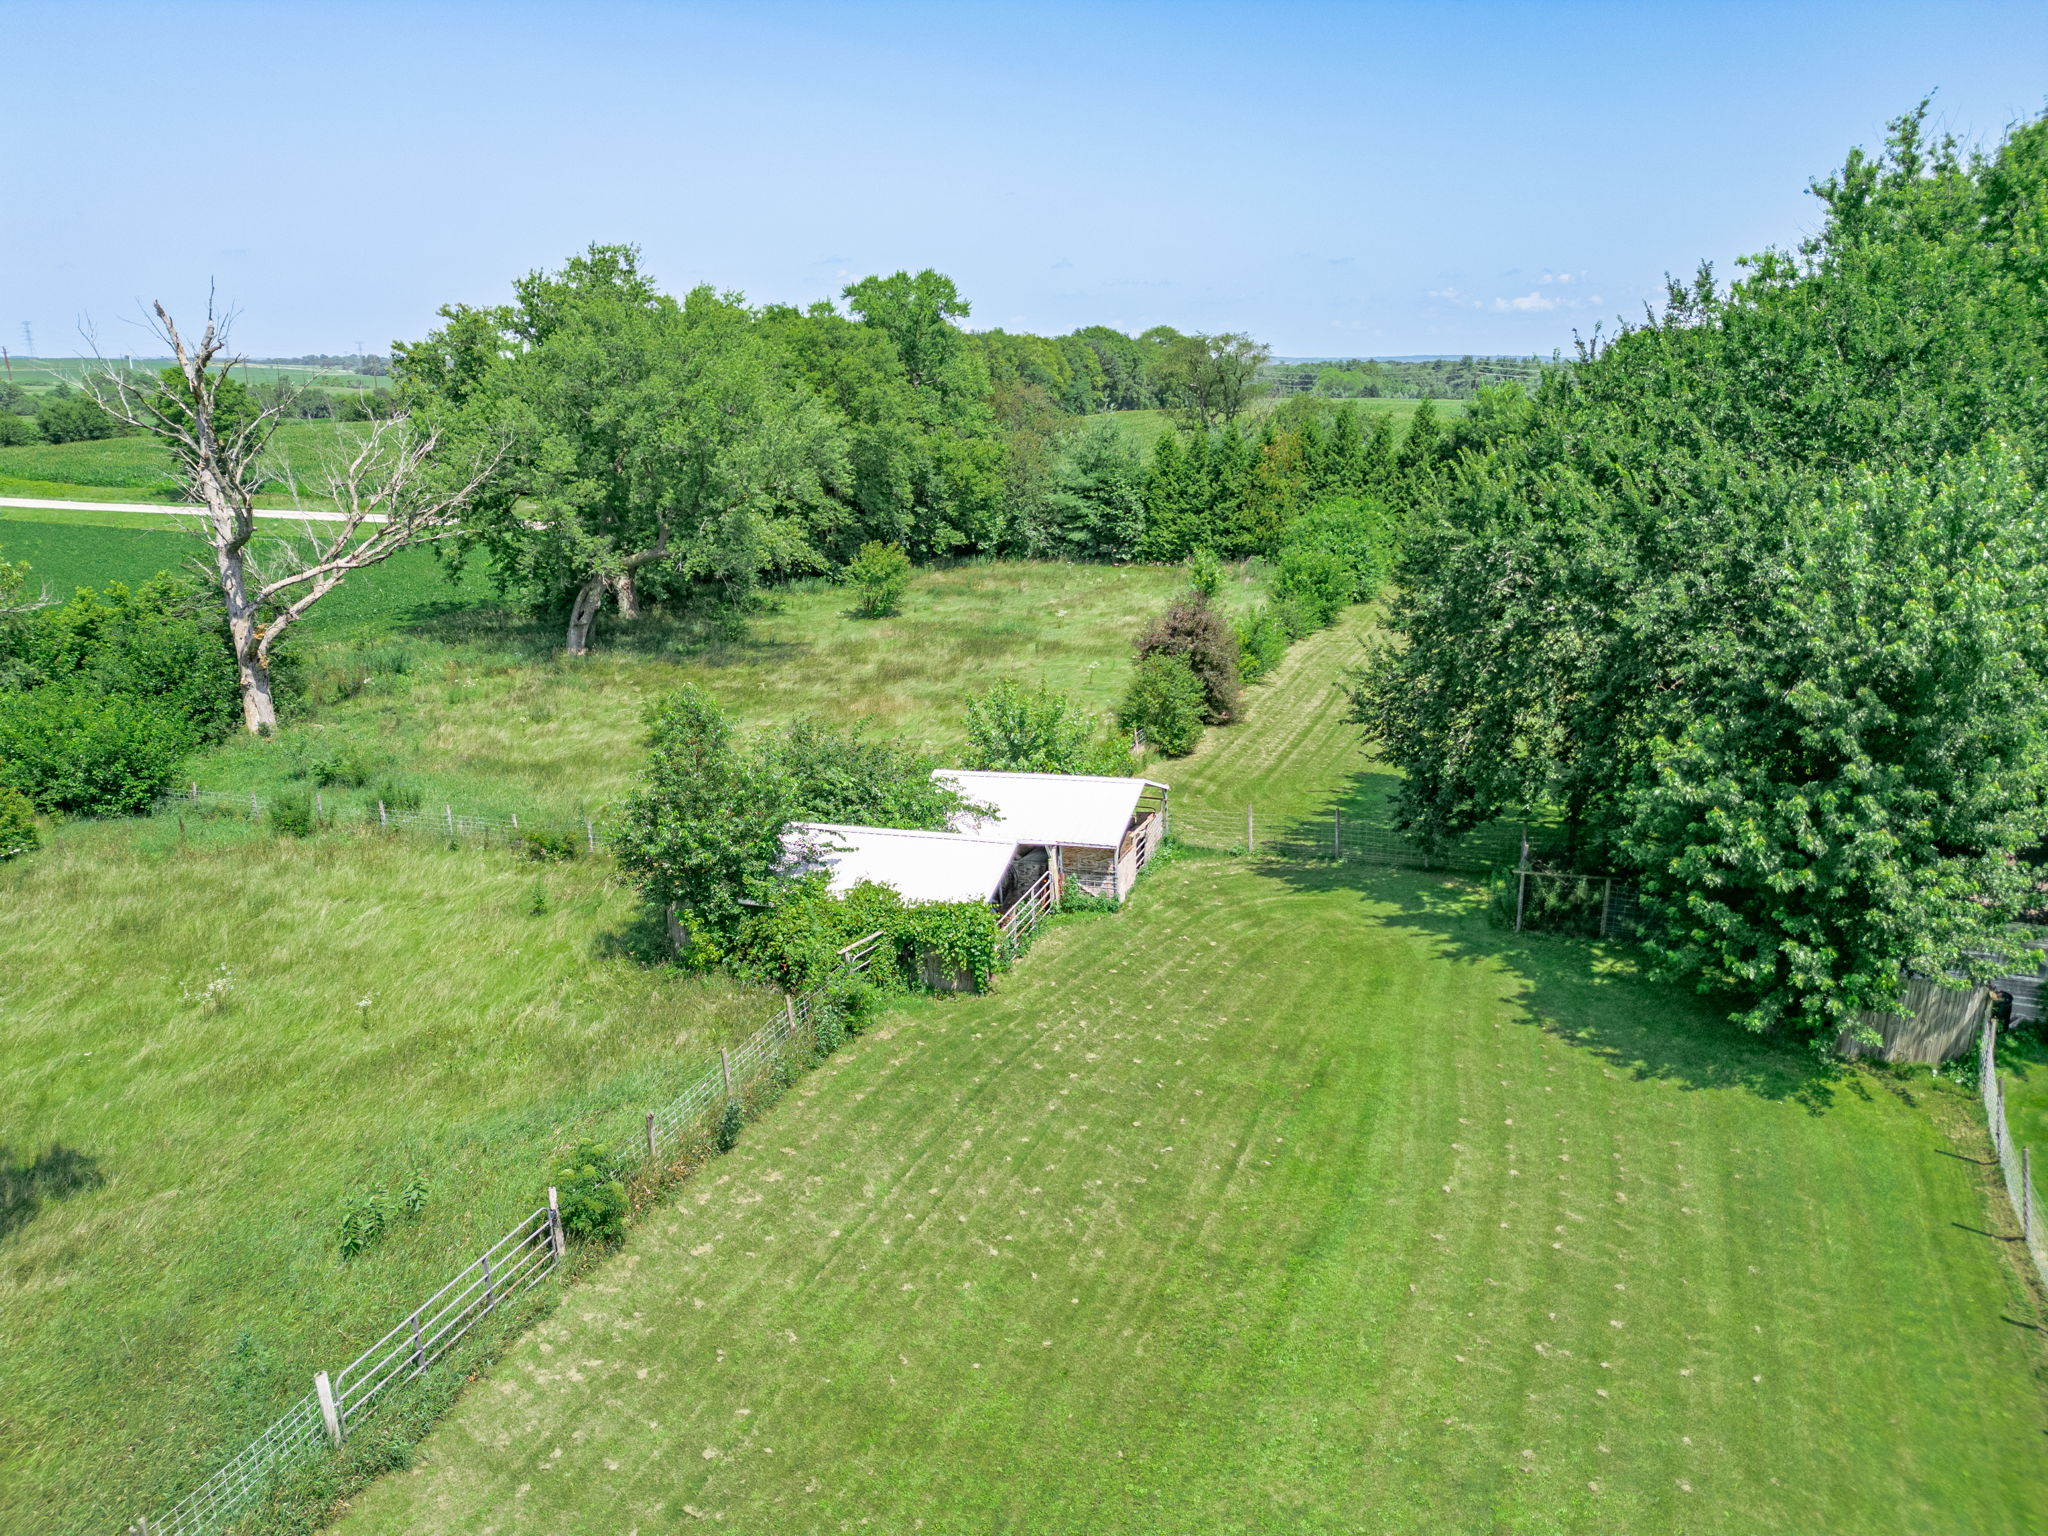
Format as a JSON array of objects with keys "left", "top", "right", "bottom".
[
  {"left": 936, "top": 769, "right": 1168, "bottom": 850},
  {"left": 785, "top": 822, "right": 1022, "bottom": 905}
]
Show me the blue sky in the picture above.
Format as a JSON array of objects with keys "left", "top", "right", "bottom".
[{"left": 5, "top": 0, "right": 2046, "bottom": 358}]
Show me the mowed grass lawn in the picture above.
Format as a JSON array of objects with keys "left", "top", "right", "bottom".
[{"left": 336, "top": 623, "right": 2048, "bottom": 1536}]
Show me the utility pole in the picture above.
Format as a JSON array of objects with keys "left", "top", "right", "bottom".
[
  {"left": 20, "top": 321, "right": 33, "bottom": 357},
  {"left": 1, "top": 346, "right": 10, "bottom": 379}
]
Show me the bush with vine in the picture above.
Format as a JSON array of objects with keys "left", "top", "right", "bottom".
[{"left": 552, "top": 1138, "right": 628, "bottom": 1243}]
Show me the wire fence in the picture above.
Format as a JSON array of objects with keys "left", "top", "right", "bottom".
[
  {"left": 1169, "top": 802, "right": 1536, "bottom": 874},
  {"left": 158, "top": 784, "right": 598, "bottom": 854},
  {"left": 1979, "top": 1021, "right": 2048, "bottom": 1295},
  {"left": 126, "top": 923, "right": 950, "bottom": 1536}
]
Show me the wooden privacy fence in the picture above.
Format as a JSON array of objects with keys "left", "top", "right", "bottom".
[
  {"left": 158, "top": 785, "right": 598, "bottom": 854},
  {"left": 1980, "top": 1022, "right": 2048, "bottom": 1295},
  {"left": 125, "top": 943, "right": 887, "bottom": 1536}
]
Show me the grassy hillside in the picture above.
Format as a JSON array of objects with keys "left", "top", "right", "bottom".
[
  {"left": 0, "top": 553, "right": 1198, "bottom": 1534},
  {"left": 333, "top": 619, "right": 2048, "bottom": 1536}
]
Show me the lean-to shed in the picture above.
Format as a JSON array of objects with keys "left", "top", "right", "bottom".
[
  {"left": 935, "top": 769, "right": 1169, "bottom": 901},
  {"left": 783, "top": 822, "right": 1031, "bottom": 907}
]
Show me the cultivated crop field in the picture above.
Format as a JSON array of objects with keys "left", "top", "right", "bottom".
[{"left": 328, "top": 621, "right": 2048, "bottom": 1536}]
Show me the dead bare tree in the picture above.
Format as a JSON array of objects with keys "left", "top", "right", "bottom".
[{"left": 90, "top": 300, "right": 498, "bottom": 733}]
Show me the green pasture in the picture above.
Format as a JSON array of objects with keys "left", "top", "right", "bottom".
[
  {"left": 0, "top": 417, "right": 356, "bottom": 494},
  {"left": 334, "top": 620, "right": 2047, "bottom": 1536},
  {"left": 1102, "top": 394, "right": 1464, "bottom": 453},
  {"left": 2, "top": 358, "right": 385, "bottom": 393}
]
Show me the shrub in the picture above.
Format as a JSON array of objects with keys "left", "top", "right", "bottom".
[
  {"left": 0, "top": 413, "right": 40, "bottom": 447},
  {"left": 1273, "top": 546, "right": 1350, "bottom": 630},
  {"left": 1187, "top": 547, "right": 1224, "bottom": 600},
  {"left": 1280, "top": 496, "right": 1393, "bottom": 602},
  {"left": 1233, "top": 604, "right": 1291, "bottom": 683},
  {"left": 369, "top": 776, "right": 423, "bottom": 813},
  {"left": 1136, "top": 595, "right": 1241, "bottom": 724},
  {"left": 0, "top": 685, "right": 192, "bottom": 816},
  {"left": 755, "top": 715, "right": 966, "bottom": 828},
  {"left": 845, "top": 540, "right": 912, "bottom": 617},
  {"left": 552, "top": 1138, "right": 628, "bottom": 1243},
  {"left": 1117, "top": 653, "right": 1206, "bottom": 756},
  {"left": 269, "top": 790, "right": 316, "bottom": 838},
  {"left": 0, "top": 785, "right": 37, "bottom": 860},
  {"left": 1272, "top": 592, "right": 1318, "bottom": 642},
  {"left": 715, "top": 1099, "right": 745, "bottom": 1153},
  {"left": 516, "top": 828, "right": 578, "bottom": 862},
  {"left": 962, "top": 679, "right": 1095, "bottom": 773}
]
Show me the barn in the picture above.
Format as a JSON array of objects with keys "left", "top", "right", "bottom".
[{"left": 935, "top": 769, "right": 1169, "bottom": 902}]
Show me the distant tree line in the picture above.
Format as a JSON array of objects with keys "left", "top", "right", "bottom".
[
  {"left": 1263, "top": 355, "right": 1551, "bottom": 400},
  {"left": 1351, "top": 102, "right": 2048, "bottom": 1045}
]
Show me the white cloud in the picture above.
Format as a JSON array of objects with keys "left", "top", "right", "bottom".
[{"left": 1494, "top": 291, "right": 1559, "bottom": 312}]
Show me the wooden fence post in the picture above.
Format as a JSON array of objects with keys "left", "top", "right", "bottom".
[
  {"left": 250, "top": 790, "right": 260, "bottom": 819},
  {"left": 586, "top": 818, "right": 596, "bottom": 853},
  {"left": 1514, "top": 833, "right": 1531, "bottom": 933},
  {"left": 444, "top": 804, "right": 454, "bottom": 834},
  {"left": 1599, "top": 877, "right": 1614, "bottom": 939},
  {"left": 379, "top": 799, "right": 388, "bottom": 826},
  {"left": 315, "top": 1369, "right": 344, "bottom": 1447},
  {"left": 2026, "top": 1148, "right": 2035, "bottom": 1246},
  {"left": 511, "top": 812, "right": 519, "bottom": 831},
  {"left": 1246, "top": 805, "right": 1254, "bottom": 854},
  {"left": 547, "top": 1186, "right": 566, "bottom": 1259},
  {"left": 1333, "top": 811, "right": 1341, "bottom": 858},
  {"left": 785, "top": 994, "right": 798, "bottom": 1035},
  {"left": 721, "top": 1047, "right": 734, "bottom": 1099},
  {"left": 645, "top": 1111, "right": 657, "bottom": 1162}
]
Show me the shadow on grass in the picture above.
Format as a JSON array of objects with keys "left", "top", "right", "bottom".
[
  {"left": 1240, "top": 774, "right": 1839, "bottom": 1110},
  {"left": 593, "top": 903, "right": 679, "bottom": 968},
  {"left": 0, "top": 1143, "right": 105, "bottom": 1242}
]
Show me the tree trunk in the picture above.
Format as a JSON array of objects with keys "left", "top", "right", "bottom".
[
  {"left": 217, "top": 537, "right": 279, "bottom": 732},
  {"left": 612, "top": 569, "right": 640, "bottom": 620},
  {"left": 565, "top": 574, "right": 608, "bottom": 655}
]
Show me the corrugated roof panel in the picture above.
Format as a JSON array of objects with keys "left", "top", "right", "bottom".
[
  {"left": 936, "top": 769, "right": 1168, "bottom": 850},
  {"left": 785, "top": 822, "right": 1021, "bottom": 905}
]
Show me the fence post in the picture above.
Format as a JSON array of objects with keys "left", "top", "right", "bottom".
[
  {"left": 785, "top": 994, "right": 798, "bottom": 1035},
  {"left": 1334, "top": 811, "right": 1341, "bottom": 858},
  {"left": 445, "top": 804, "right": 454, "bottom": 835},
  {"left": 721, "top": 1047, "right": 734, "bottom": 1099},
  {"left": 189, "top": 781, "right": 197, "bottom": 800},
  {"left": 586, "top": 817, "right": 596, "bottom": 853},
  {"left": 547, "top": 1185, "right": 566, "bottom": 1259},
  {"left": 251, "top": 790, "right": 260, "bottom": 819},
  {"left": 1514, "top": 833, "right": 1531, "bottom": 933},
  {"left": 315, "top": 789, "right": 324, "bottom": 821},
  {"left": 315, "top": 1369, "right": 344, "bottom": 1447},
  {"left": 2026, "top": 1148, "right": 2035, "bottom": 1246},
  {"left": 379, "top": 799, "right": 388, "bottom": 827},
  {"left": 645, "top": 1111, "right": 658, "bottom": 1162},
  {"left": 1246, "top": 804, "right": 1254, "bottom": 854},
  {"left": 1599, "top": 877, "right": 1614, "bottom": 939},
  {"left": 665, "top": 903, "right": 685, "bottom": 954},
  {"left": 511, "top": 812, "right": 519, "bottom": 831},
  {"left": 480, "top": 1251, "right": 495, "bottom": 1310}
]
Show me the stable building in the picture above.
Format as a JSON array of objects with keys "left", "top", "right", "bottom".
[{"left": 935, "top": 769, "right": 1169, "bottom": 902}]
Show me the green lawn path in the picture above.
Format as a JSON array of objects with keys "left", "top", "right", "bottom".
[{"left": 335, "top": 619, "right": 2048, "bottom": 1536}]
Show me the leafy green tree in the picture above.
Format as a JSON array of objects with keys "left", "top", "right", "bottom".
[
  {"left": 398, "top": 245, "right": 847, "bottom": 653},
  {"left": 1272, "top": 546, "right": 1349, "bottom": 629},
  {"left": 962, "top": 680, "right": 1096, "bottom": 772},
  {"left": 606, "top": 685, "right": 792, "bottom": 948},
  {"left": 754, "top": 715, "right": 966, "bottom": 828},
  {"left": 33, "top": 386, "right": 125, "bottom": 444},
  {"left": 844, "top": 540, "right": 911, "bottom": 617},
  {"left": 1154, "top": 332, "right": 1271, "bottom": 430},
  {"left": 1117, "top": 653, "right": 1205, "bottom": 756},
  {"left": 1622, "top": 452, "right": 2048, "bottom": 1034}
]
